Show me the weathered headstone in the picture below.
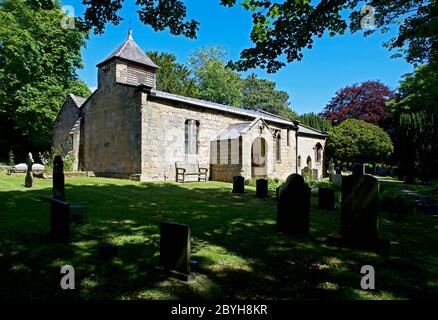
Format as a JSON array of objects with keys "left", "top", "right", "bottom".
[
  {"left": 232, "top": 176, "right": 245, "bottom": 194},
  {"left": 328, "top": 160, "right": 335, "bottom": 182},
  {"left": 50, "top": 198, "right": 70, "bottom": 242},
  {"left": 318, "top": 187, "right": 336, "bottom": 210},
  {"left": 53, "top": 155, "right": 65, "bottom": 201},
  {"left": 340, "top": 170, "right": 385, "bottom": 248},
  {"left": 24, "top": 152, "right": 34, "bottom": 188},
  {"left": 312, "top": 169, "right": 319, "bottom": 180},
  {"left": 159, "top": 222, "right": 192, "bottom": 280},
  {"left": 332, "top": 173, "right": 342, "bottom": 187},
  {"left": 256, "top": 179, "right": 268, "bottom": 198},
  {"left": 276, "top": 174, "right": 311, "bottom": 235}
]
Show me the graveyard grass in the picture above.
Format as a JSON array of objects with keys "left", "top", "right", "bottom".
[{"left": 1, "top": 173, "right": 437, "bottom": 300}]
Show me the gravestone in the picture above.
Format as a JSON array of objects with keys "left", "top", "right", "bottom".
[
  {"left": 256, "top": 179, "right": 268, "bottom": 198},
  {"left": 340, "top": 170, "right": 386, "bottom": 248},
  {"left": 53, "top": 155, "right": 65, "bottom": 201},
  {"left": 232, "top": 176, "right": 245, "bottom": 194},
  {"left": 328, "top": 160, "right": 335, "bottom": 182},
  {"left": 332, "top": 174, "right": 342, "bottom": 187},
  {"left": 24, "top": 152, "right": 34, "bottom": 188},
  {"left": 276, "top": 174, "right": 311, "bottom": 235},
  {"left": 318, "top": 187, "right": 336, "bottom": 210},
  {"left": 50, "top": 198, "right": 70, "bottom": 242},
  {"left": 159, "top": 222, "right": 192, "bottom": 280},
  {"left": 312, "top": 169, "right": 319, "bottom": 180}
]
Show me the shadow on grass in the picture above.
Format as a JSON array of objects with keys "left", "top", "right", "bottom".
[{"left": 0, "top": 178, "right": 437, "bottom": 299}]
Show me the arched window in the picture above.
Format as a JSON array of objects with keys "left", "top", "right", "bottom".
[
  {"left": 184, "top": 119, "right": 199, "bottom": 155},
  {"left": 315, "top": 143, "right": 323, "bottom": 164},
  {"left": 298, "top": 155, "right": 301, "bottom": 168},
  {"left": 276, "top": 134, "right": 281, "bottom": 161},
  {"left": 307, "top": 156, "right": 312, "bottom": 169}
]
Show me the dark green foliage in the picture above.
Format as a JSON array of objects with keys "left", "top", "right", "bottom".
[
  {"left": 298, "top": 113, "right": 331, "bottom": 132},
  {"left": 326, "top": 119, "right": 393, "bottom": 165},
  {"left": 146, "top": 51, "right": 198, "bottom": 97},
  {"left": 0, "top": 0, "right": 90, "bottom": 160}
]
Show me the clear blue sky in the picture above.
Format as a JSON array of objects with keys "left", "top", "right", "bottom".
[{"left": 65, "top": 0, "right": 413, "bottom": 115}]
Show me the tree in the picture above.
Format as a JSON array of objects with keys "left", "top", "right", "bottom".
[
  {"left": 146, "top": 51, "right": 198, "bottom": 97},
  {"left": 325, "top": 119, "right": 393, "bottom": 166},
  {"left": 388, "top": 62, "right": 438, "bottom": 180},
  {"left": 0, "top": 0, "right": 90, "bottom": 160},
  {"left": 189, "top": 46, "right": 243, "bottom": 107},
  {"left": 241, "top": 74, "right": 297, "bottom": 119},
  {"left": 298, "top": 113, "right": 331, "bottom": 132},
  {"left": 79, "top": 1, "right": 437, "bottom": 73},
  {"left": 321, "top": 80, "right": 395, "bottom": 128}
]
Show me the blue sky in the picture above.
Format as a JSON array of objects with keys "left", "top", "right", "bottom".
[{"left": 65, "top": 0, "right": 413, "bottom": 115}]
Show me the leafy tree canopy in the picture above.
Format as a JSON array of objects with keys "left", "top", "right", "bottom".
[
  {"left": 241, "top": 74, "right": 297, "bottom": 119},
  {"left": 188, "top": 46, "right": 243, "bottom": 107},
  {"left": 326, "top": 118, "right": 393, "bottom": 165},
  {"left": 321, "top": 80, "right": 395, "bottom": 128},
  {"left": 0, "top": 0, "right": 90, "bottom": 160},
  {"left": 146, "top": 51, "right": 198, "bottom": 97},
  {"left": 78, "top": 0, "right": 437, "bottom": 73}
]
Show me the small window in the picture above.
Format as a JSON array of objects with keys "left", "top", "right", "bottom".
[
  {"left": 276, "top": 134, "right": 281, "bottom": 161},
  {"left": 298, "top": 155, "right": 301, "bottom": 168},
  {"left": 315, "top": 143, "right": 323, "bottom": 164},
  {"left": 287, "top": 129, "right": 290, "bottom": 146},
  {"left": 184, "top": 119, "right": 199, "bottom": 155}
]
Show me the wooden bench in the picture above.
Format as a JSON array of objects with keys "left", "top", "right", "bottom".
[{"left": 175, "top": 162, "right": 208, "bottom": 183}]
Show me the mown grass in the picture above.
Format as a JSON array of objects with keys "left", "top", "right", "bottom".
[{"left": 0, "top": 172, "right": 437, "bottom": 300}]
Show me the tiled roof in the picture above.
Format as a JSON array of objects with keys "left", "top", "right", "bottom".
[
  {"left": 97, "top": 29, "right": 158, "bottom": 68},
  {"left": 149, "top": 89, "right": 327, "bottom": 138},
  {"left": 69, "top": 94, "right": 87, "bottom": 108}
]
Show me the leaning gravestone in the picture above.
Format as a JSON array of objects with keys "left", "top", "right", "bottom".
[
  {"left": 24, "top": 152, "right": 34, "bottom": 188},
  {"left": 232, "top": 176, "right": 245, "bottom": 194},
  {"left": 332, "top": 173, "right": 342, "bottom": 187},
  {"left": 53, "top": 155, "right": 65, "bottom": 201},
  {"left": 318, "top": 187, "right": 336, "bottom": 210},
  {"left": 50, "top": 198, "right": 70, "bottom": 242},
  {"left": 159, "top": 222, "right": 192, "bottom": 281},
  {"left": 256, "top": 179, "right": 268, "bottom": 198},
  {"left": 340, "top": 166, "right": 387, "bottom": 248},
  {"left": 276, "top": 174, "right": 311, "bottom": 235}
]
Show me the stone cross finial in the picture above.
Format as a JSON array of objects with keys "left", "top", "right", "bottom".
[
  {"left": 128, "top": 27, "right": 133, "bottom": 40},
  {"left": 24, "top": 152, "right": 34, "bottom": 188}
]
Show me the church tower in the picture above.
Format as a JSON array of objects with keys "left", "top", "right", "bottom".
[{"left": 96, "top": 29, "right": 158, "bottom": 89}]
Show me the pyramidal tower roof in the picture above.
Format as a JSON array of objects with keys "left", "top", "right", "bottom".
[{"left": 97, "top": 29, "right": 158, "bottom": 68}]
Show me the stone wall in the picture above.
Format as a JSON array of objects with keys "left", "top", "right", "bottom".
[
  {"left": 52, "top": 96, "right": 80, "bottom": 156},
  {"left": 81, "top": 61, "right": 142, "bottom": 177},
  {"left": 297, "top": 135, "right": 326, "bottom": 179}
]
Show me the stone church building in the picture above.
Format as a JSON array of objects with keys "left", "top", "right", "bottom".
[{"left": 53, "top": 31, "right": 327, "bottom": 182}]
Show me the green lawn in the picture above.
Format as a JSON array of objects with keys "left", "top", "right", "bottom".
[{"left": 0, "top": 173, "right": 437, "bottom": 300}]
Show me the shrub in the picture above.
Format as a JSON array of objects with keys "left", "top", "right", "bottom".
[
  {"left": 39, "top": 147, "right": 75, "bottom": 173},
  {"left": 379, "top": 188, "right": 417, "bottom": 220},
  {"left": 8, "top": 150, "right": 15, "bottom": 167}
]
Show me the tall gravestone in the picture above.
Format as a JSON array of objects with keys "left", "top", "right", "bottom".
[
  {"left": 232, "top": 176, "right": 245, "bottom": 194},
  {"left": 53, "top": 155, "right": 65, "bottom": 201},
  {"left": 276, "top": 174, "right": 311, "bottom": 235},
  {"left": 50, "top": 156, "right": 70, "bottom": 242},
  {"left": 256, "top": 179, "right": 268, "bottom": 198},
  {"left": 24, "top": 152, "right": 34, "bottom": 188},
  {"left": 159, "top": 222, "right": 192, "bottom": 281},
  {"left": 341, "top": 166, "right": 383, "bottom": 247},
  {"left": 318, "top": 187, "right": 336, "bottom": 210},
  {"left": 328, "top": 160, "right": 335, "bottom": 182}
]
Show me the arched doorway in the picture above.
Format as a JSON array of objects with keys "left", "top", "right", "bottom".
[{"left": 251, "top": 137, "right": 267, "bottom": 178}]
